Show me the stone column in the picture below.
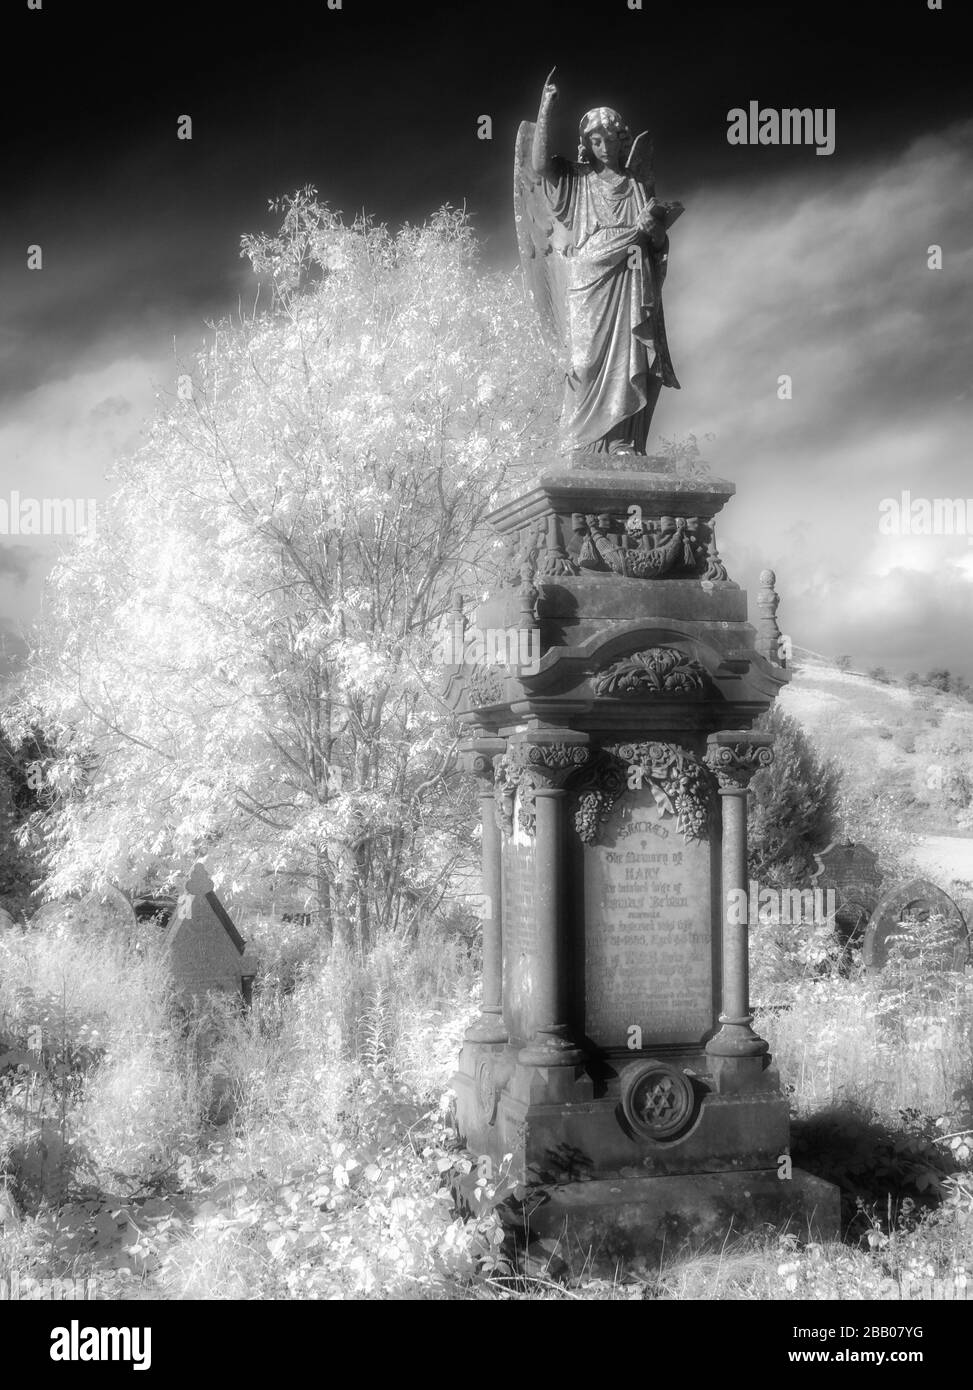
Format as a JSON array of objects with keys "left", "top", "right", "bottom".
[
  {"left": 513, "top": 740, "right": 589, "bottom": 1068},
  {"left": 704, "top": 732, "right": 774, "bottom": 1063},
  {"left": 462, "top": 737, "right": 508, "bottom": 1044}
]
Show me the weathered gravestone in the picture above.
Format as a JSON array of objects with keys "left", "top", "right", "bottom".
[
  {"left": 29, "top": 889, "right": 138, "bottom": 936},
  {"left": 810, "top": 840, "right": 884, "bottom": 941},
  {"left": 442, "top": 72, "right": 840, "bottom": 1273},
  {"left": 29, "top": 900, "right": 76, "bottom": 933},
  {"left": 0, "top": 906, "right": 17, "bottom": 932},
  {"left": 862, "top": 878, "right": 970, "bottom": 972},
  {"left": 77, "top": 886, "right": 138, "bottom": 934},
  {"left": 164, "top": 862, "right": 258, "bottom": 1007}
]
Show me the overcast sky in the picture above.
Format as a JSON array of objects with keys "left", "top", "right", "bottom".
[{"left": 1, "top": 0, "right": 971, "bottom": 679}]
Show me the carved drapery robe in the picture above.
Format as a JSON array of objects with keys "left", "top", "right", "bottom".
[{"left": 541, "top": 156, "right": 679, "bottom": 455}]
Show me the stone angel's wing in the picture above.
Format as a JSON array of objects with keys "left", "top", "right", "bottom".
[
  {"left": 513, "top": 120, "right": 570, "bottom": 355},
  {"left": 625, "top": 130, "right": 656, "bottom": 196}
]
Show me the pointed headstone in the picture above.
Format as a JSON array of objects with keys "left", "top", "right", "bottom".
[{"left": 164, "top": 861, "right": 257, "bottom": 1005}]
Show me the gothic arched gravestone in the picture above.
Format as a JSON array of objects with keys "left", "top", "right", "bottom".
[
  {"left": 77, "top": 886, "right": 137, "bottom": 933},
  {"left": 862, "top": 878, "right": 970, "bottom": 971},
  {"left": 810, "top": 840, "right": 883, "bottom": 942},
  {"left": 29, "top": 901, "right": 77, "bottom": 933},
  {"left": 28, "top": 890, "right": 137, "bottom": 937}
]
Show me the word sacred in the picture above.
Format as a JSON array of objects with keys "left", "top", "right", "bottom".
[{"left": 727, "top": 102, "right": 836, "bottom": 156}]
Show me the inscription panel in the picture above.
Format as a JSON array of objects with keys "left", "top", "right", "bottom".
[
  {"left": 502, "top": 788, "right": 536, "bottom": 1043},
  {"left": 583, "top": 786, "right": 714, "bottom": 1047}
]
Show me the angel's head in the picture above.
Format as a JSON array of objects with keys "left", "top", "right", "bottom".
[{"left": 578, "top": 107, "right": 631, "bottom": 170}]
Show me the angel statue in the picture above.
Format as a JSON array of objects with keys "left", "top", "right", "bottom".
[{"left": 514, "top": 71, "right": 684, "bottom": 458}]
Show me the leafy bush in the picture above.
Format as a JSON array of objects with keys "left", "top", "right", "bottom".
[{"left": 748, "top": 706, "right": 842, "bottom": 888}]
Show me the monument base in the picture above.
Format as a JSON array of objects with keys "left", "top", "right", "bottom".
[
  {"left": 454, "top": 1043, "right": 791, "bottom": 1180},
  {"left": 453, "top": 1044, "right": 841, "bottom": 1276},
  {"left": 515, "top": 1169, "right": 840, "bottom": 1278}
]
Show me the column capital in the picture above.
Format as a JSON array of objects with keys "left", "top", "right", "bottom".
[
  {"left": 459, "top": 733, "right": 506, "bottom": 785},
  {"left": 705, "top": 731, "right": 774, "bottom": 790},
  {"left": 506, "top": 736, "right": 591, "bottom": 790},
  {"left": 495, "top": 738, "right": 590, "bottom": 837}
]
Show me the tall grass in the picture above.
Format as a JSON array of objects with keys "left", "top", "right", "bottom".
[
  {"left": 752, "top": 912, "right": 973, "bottom": 1124},
  {"left": 0, "top": 914, "right": 201, "bottom": 1198},
  {"left": 2, "top": 902, "right": 971, "bottom": 1299}
]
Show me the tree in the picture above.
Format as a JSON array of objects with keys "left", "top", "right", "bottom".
[
  {"left": 748, "top": 706, "right": 842, "bottom": 889},
  {"left": 834, "top": 655, "right": 852, "bottom": 671},
  {"left": 925, "top": 669, "right": 952, "bottom": 693},
  {"left": 14, "top": 193, "right": 559, "bottom": 952},
  {"left": 0, "top": 720, "right": 64, "bottom": 918},
  {"left": 868, "top": 666, "right": 890, "bottom": 684}
]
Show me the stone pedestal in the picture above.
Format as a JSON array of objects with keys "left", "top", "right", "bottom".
[
  {"left": 523, "top": 1170, "right": 840, "bottom": 1277},
  {"left": 445, "top": 460, "right": 840, "bottom": 1271}
]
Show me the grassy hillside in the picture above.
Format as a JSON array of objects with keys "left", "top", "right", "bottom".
[{"left": 780, "top": 650, "right": 973, "bottom": 897}]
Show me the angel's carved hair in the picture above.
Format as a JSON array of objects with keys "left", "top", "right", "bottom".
[{"left": 577, "top": 106, "right": 632, "bottom": 165}]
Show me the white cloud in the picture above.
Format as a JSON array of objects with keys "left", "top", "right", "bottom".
[
  {"left": 0, "top": 348, "right": 193, "bottom": 651},
  {"left": 654, "top": 120, "right": 973, "bottom": 676}
]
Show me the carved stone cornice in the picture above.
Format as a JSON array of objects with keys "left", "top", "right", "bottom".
[
  {"left": 571, "top": 741, "right": 715, "bottom": 845},
  {"left": 494, "top": 756, "right": 522, "bottom": 836},
  {"left": 498, "top": 507, "right": 730, "bottom": 586},
  {"left": 515, "top": 740, "right": 591, "bottom": 786},
  {"left": 593, "top": 645, "right": 707, "bottom": 698},
  {"left": 572, "top": 752, "right": 629, "bottom": 844},
  {"left": 704, "top": 734, "right": 775, "bottom": 789},
  {"left": 612, "top": 741, "right": 715, "bottom": 842},
  {"left": 536, "top": 513, "right": 581, "bottom": 578},
  {"left": 465, "top": 664, "right": 506, "bottom": 708},
  {"left": 572, "top": 511, "right": 727, "bottom": 581}
]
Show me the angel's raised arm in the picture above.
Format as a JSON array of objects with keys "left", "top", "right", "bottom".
[{"left": 531, "top": 70, "right": 558, "bottom": 178}]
